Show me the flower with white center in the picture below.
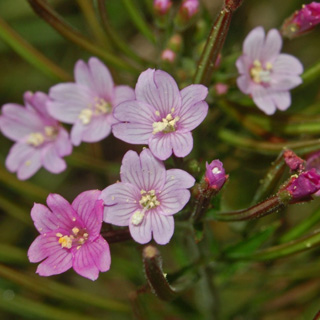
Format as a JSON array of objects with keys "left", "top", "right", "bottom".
[
  {"left": 0, "top": 91, "right": 72, "bottom": 180},
  {"left": 28, "top": 190, "right": 111, "bottom": 281},
  {"left": 236, "top": 26, "right": 304, "bottom": 115},
  {"left": 47, "top": 57, "right": 135, "bottom": 146},
  {"left": 100, "top": 149, "right": 195, "bottom": 245},
  {"left": 112, "top": 69, "right": 208, "bottom": 160}
]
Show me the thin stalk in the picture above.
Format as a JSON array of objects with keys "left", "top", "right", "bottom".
[
  {"left": 0, "top": 16, "right": 71, "bottom": 81},
  {"left": 0, "top": 244, "right": 27, "bottom": 264},
  {"left": 193, "top": 0, "right": 243, "bottom": 85},
  {"left": 27, "top": 0, "right": 138, "bottom": 74},
  {"left": 96, "top": 0, "right": 148, "bottom": 65},
  {"left": 76, "top": 0, "right": 112, "bottom": 48},
  {"left": 122, "top": 0, "right": 156, "bottom": 44},
  {"left": 301, "top": 60, "right": 320, "bottom": 87},
  {"left": 219, "top": 128, "right": 320, "bottom": 155},
  {"left": 0, "top": 264, "right": 130, "bottom": 312}
]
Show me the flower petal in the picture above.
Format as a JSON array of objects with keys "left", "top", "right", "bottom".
[
  {"left": 150, "top": 213, "right": 174, "bottom": 245},
  {"left": 112, "top": 85, "right": 135, "bottom": 107},
  {"left": 48, "top": 83, "right": 93, "bottom": 124},
  {"left": 129, "top": 213, "right": 152, "bottom": 244},
  {"left": 178, "top": 101, "right": 208, "bottom": 131},
  {"left": 251, "top": 86, "right": 276, "bottom": 115},
  {"left": 271, "top": 91, "right": 291, "bottom": 111},
  {"left": 5, "top": 142, "right": 34, "bottom": 173},
  {"left": 72, "top": 236, "right": 111, "bottom": 281},
  {"left": 270, "top": 74, "right": 302, "bottom": 91},
  {"left": 148, "top": 134, "right": 173, "bottom": 160},
  {"left": 88, "top": 57, "right": 114, "bottom": 99},
  {"left": 261, "top": 29, "right": 282, "bottom": 62},
  {"left": 112, "top": 122, "right": 151, "bottom": 144},
  {"left": 16, "top": 149, "right": 42, "bottom": 180},
  {"left": 72, "top": 190, "right": 103, "bottom": 236},
  {"left": 243, "top": 26, "right": 265, "bottom": 60},
  {"left": 74, "top": 59, "right": 94, "bottom": 89},
  {"left": 171, "top": 131, "right": 193, "bottom": 158},
  {"left": 46, "top": 194, "right": 80, "bottom": 230},
  {"left": 135, "top": 69, "right": 181, "bottom": 116},
  {"left": 53, "top": 128, "right": 73, "bottom": 157},
  {"left": 120, "top": 149, "right": 166, "bottom": 191},
  {"left": 236, "top": 75, "right": 252, "bottom": 94},
  {"left": 101, "top": 182, "right": 140, "bottom": 226},
  {"left": 31, "top": 203, "right": 61, "bottom": 233},
  {"left": 273, "top": 54, "right": 304, "bottom": 75},
  {"left": 42, "top": 146, "right": 67, "bottom": 174},
  {"left": 180, "top": 84, "right": 208, "bottom": 113}
]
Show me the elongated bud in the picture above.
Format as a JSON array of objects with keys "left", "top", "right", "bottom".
[
  {"left": 154, "top": 0, "right": 172, "bottom": 15},
  {"left": 175, "top": 0, "right": 199, "bottom": 30},
  {"left": 205, "top": 160, "right": 228, "bottom": 191},
  {"left": 283, "top": 149, "right": 305, "bottom": 172},
  {"left": 161, "top": 49, "right": 176, "bottom": 63},
  {"left": 281, "top": 2, "right": 320, "bottom": 38}
]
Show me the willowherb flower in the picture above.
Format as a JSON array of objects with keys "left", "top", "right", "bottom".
[
  {"left": 100, "top": 149, "right": 195, "bottom": 245},
  {"left": 28, "top": 190, "right": 111, "bottom": 280},
  {"left": 112, "top": 69, "right": 208, "bottom": 160},
  {"left": 236, "top": 26, "right": 303, "bottom": 115},
  {"left": 47, "top": 57, "right": 135, "bottom": 146},
  {"left": 205, "top": 160, "right": 228, "bottom": 191},
  {"left": 0, "top": 91, "right": 72, "bottom": 180},
  {"left": 154, "top": 0, "right": 172, "bottom": 15},
  {"left": 282, "top": 2, "right": 320, "bottom": 38},
  {"left": 285, "top": 169, "right": 320, "bottom": 203}
]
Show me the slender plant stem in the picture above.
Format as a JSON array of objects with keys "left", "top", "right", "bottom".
[
  {"left": 27, "top": 0, "right": 138, "bottom": 74},
  {"left": 0, "top": 16, "right": 71, "bottom": 81},
  {"left": 301, "top": 60, "right": 320, "bottom": 87}
]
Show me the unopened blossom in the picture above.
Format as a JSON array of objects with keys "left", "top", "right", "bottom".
[
  {"left": 161, "top": 49, "right": 176, "bottom": 63},
  {"left": 48, "top": 57, "right": 135, "bottom": 146},
  {"left": 154, "top": 0, "right": 172, "bottom": 15},
  {"left": 179, "top": 0, "right": 199, "bottom": 19},
  {"left": 205, "top": 160, "right": 228, "bottom": 190},
  {"left": 306, "top": 150, "right": 320, "bottom": 195},
  {"left": 282, "top": 2, "right": 320, "bottom": 38},
  {"left": 28, "top": 190, "right": 111, "bottom": 280},
  {"left": 285, "top": 169, "right": 320, "bottom": 203},
  {"left": 283, "top": 149, "right": 305, "bottom": 172},
  {"left": 236, "top": 26, "right": 303, "bottom": 115},
  {"left": 112, "top": 69, "right": 208, "bottom": 160},
  {"left": 100, "top": 149, "right": 195, "bottom": 245},
  {"left": 0, "top": 91, "right": 72, "bottom": 180},
  {"left": 214, "top": 83, "right": 229, "bottom": 96}
]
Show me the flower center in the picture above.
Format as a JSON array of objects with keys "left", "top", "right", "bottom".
[
  {"left": 56, "top": 227, "right": 89, "bottom": 250},
  {"left": 131, "top": 190, "right": 161, "bottom": 226},
  {"left": 152, "top": 109, "right": 180, "bottom": 135},
  {"left": 212, "top": 167, "right": 221, "bottom": 174},
  {"left": 26, "top": 126, "right": 58, "bottom": 147},
  {"left": 250, "top": 60, "right": 273, "bottom": 84},
  {"left": 78, "top": 97, "right": 112, "bottom": 125}
]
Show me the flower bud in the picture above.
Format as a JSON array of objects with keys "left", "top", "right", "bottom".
[
  {"left": 214, "top": 83, "right": 229, "bottom": 96},
  {"left": 175, "top": 0, "right": 199, "bottom": 29},
  {"left": 281, "top": 2, "right": 320, "bottom": 38},
  {"left": 161, "top": 49, "right": 176, "bottom": 63},
  {"left": 285, "top": 169, "right": 320, "bottom": 203},
  {"left": 154, "top": 0, "right": 172, "bottom": 15},
  {"left": 205, "top": 160, "right": 228, "bottom": 190},
  {"left": 283, "top": 149, "right": 305, "bottom": 172}
]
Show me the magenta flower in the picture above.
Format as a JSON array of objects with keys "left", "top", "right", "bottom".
[
  {"left": 100, "top": 149, "right": 195, "bottom": 245},
  {"left": 154, "top": 0, "right": 172, "bottom": 15},
  {"left": 0, "top": 91, "right": 72, "bottom": 180},
  {"left": 47, "top": 57, "right": 135, "bottom": 146},
  {"left": 205, "top": 160, "right": 228, "bottom": 191},
  {"left": 112, "top": 69, "right": 208, "bottom": 160},
  {"left": 28, "top": 190, "right": 111, "bottom": 280},
  {"left": 236, "top": 26, "right": 303, "bottom": 115},
  {"left": 282, "top": 2, "right": 320, "bottom": 38},
  {"left": 286, "top": 169, "right": 320, "bottom": 203}
]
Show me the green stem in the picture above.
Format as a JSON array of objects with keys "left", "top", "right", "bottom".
[
  {"left": 122, "top": 0, "right": 156, "bottom": 44},
  {"left": 0, "top": 16, "right": 71, "bottom": 81},
  {"left": 193, "top": 0, "right": 243, "bottom": 85},
  {"left": 0, "top": 244, "right": 27, "bottom": 264},
  {"left": 76, "top": 0, "right": 112, "bottom": 48},
  {"left": 279, "top": 205, "right": 320, "bottom": 243},
  {"left": 301, "top": 60, "right": 320, "bottom": 87},
  {"left": 0, "top": 264, "right": 130, "bottom": 312},
  {"left": 219, "top": 128, "right": 320, "bottom": 155},
  {"left": 27, "top": 0, "right": 138, "bottom": 74},
  {"left": 229, "top": 229, "right": 320, "bottom": 261},
  {"left": 96, "top": 0, "right": 148, "bottom": 65}
]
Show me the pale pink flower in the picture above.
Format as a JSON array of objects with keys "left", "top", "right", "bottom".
[
  {"left": 0, "top": 91, "right": 72, "bottom": 180},
  {"left": 236, "top": 26, "right": 303, "bottom": 115},
  {"left": 28, "top": 190, "right": 111, "bottom": 280},
  {"left": 48, "top": 57, "right": 135, "bottom": 146},
  {"left": 100, "top": 149, "right": 195, "bottom": 245},
  {"left": 112, "top": 69, "right": 208, "bottom": 160},
  {"left": 282, "top": 2, "right": 320, "bottom": 38}
]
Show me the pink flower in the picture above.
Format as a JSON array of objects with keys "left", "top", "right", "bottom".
[
  {"left": 47, "top": 57, "right": 135, "bottom": 146},
  {"left": 112, "top": 69, "right": 208, "bottom": 160},
  {"left": 236, "top": 26, "right": 303, "bottom": 115},
  {"left": 28, "top": 190, "right": 111, "bottom": 280},
  {"left": 205, "top": 160, "right": 228, "bottom": 191},
  {"left": 0, "top": 91, "right": 72, "bottom": 180},
  {"left": 100, "top": 149, "right": 195, "bottom": 245},
  {"left": 282, "top": 2, "right": 320, "bottom": 38},
  {"left": 154, "top": 0, "right": 172, "bottom": 15}
]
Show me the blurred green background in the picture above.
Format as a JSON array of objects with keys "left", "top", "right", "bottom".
[{"left": 0, "top": 0, "right": 320, "bottom": 319}]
